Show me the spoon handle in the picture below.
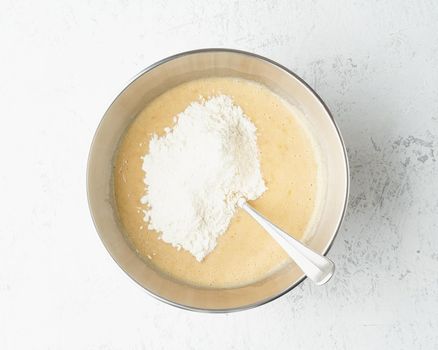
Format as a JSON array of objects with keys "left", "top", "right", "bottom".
[{"left": 240, "top": 201, "right": 335, "bottom": 285}]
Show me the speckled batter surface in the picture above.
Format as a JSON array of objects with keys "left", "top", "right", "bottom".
[{"left": 114, "top": 77, "right": 319, "bottom": 288}]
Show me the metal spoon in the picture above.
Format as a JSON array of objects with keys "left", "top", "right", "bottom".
[{"left": 238, "top": 199, "right": 335, "bottom": 285}]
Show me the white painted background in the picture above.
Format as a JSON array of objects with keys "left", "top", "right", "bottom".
[{"left": 1, "top": 1, "right": 437, "bottom": 349}]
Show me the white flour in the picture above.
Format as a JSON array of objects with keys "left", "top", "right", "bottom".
[{"left": 141, "top": 95, "right": 266, "bottom": 261}]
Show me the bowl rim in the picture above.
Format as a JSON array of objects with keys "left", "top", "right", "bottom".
[{"left": 86, "top": 48, "right": 350, "bottom": 313}]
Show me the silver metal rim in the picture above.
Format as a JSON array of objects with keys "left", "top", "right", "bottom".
[{"left": 86, "top": 48, "right": 350, "bottom": 313}]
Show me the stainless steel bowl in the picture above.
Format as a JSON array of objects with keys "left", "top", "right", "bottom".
[{"left": 87, "top": 49, "right": 349, "bottom": 312}]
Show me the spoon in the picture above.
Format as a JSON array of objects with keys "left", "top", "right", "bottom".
[{"left": 238, "top": 199, "right": 335, "bottom": 285}]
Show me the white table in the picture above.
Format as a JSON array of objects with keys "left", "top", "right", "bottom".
[{"left": 1, "top": 1, "right": 437, "bottom": 348}]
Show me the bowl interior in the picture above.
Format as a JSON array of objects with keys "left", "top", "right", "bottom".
[{"left": 87, "top": 50, "right": 348, "bottom": 311}]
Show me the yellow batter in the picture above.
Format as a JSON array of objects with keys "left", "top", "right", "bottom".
[{"left": 114, "top": 77, "right": 319, "bottom": 288}]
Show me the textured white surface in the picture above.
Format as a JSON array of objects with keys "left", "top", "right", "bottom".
[{"left": 1, "top": 0, "right": 437, "bottom": 349}]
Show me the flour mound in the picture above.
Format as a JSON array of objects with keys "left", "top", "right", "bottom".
[{"left": 141, "top": 95, "right": 266, "bottom": 261}]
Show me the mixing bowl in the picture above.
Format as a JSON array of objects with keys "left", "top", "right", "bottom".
[{"left": 87, "top": 48, "right": 349, "bottom": 312}]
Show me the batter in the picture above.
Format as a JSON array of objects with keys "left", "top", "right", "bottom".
[{"left": 113, "top": 77, "right": 320, "bottom": 288}]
